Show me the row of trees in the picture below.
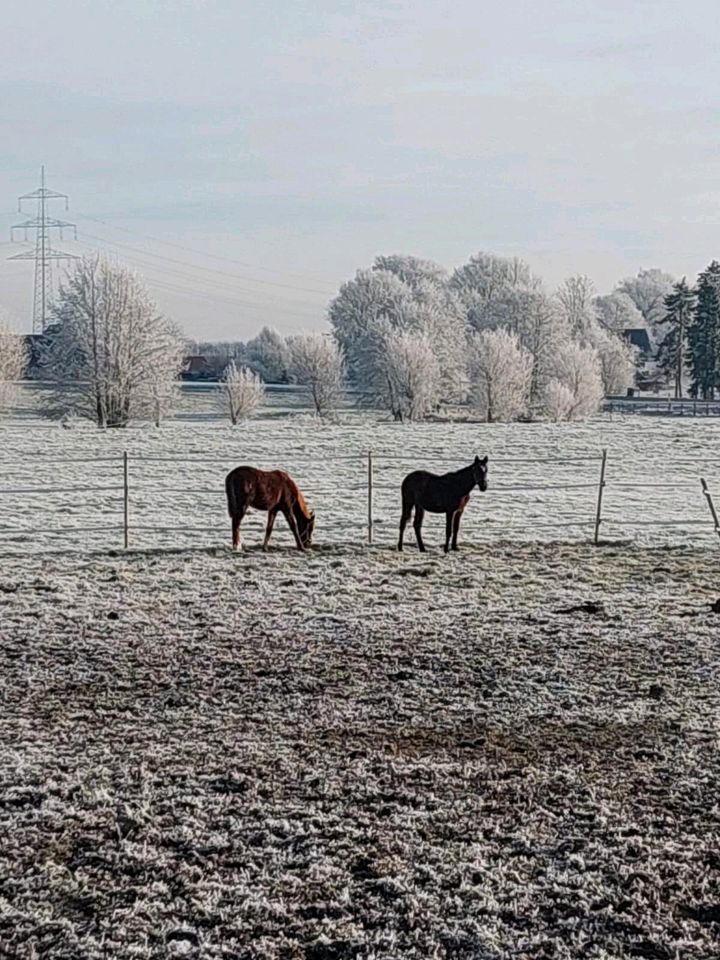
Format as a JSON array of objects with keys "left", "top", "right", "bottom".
[
  {"left": 190, "top": 327, "right": 289, "bottom": 383},
  {"left": 219, "top": 333, "right": 343, "bottom": 422},
  {"left": 21, "top": 257, "right": 345, "bottom": 427},
  {"left": 0, "top": 257, "right": 346, "bottom": 426},
  {"left": 326, "top": 253, "right": 638, "bottom": 421},
  {"left": 655, "top": 262, "right": 720, "bottom": 400},
  {"left": 4, "top": 252, "right": 716, "bottom": 427}
]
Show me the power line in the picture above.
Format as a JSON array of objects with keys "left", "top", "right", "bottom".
[
  {"left": 70, "top": 239, "right": 325, "bottom": 321},
  {"left": 7, "top": 167, "right": 79, "bottom": 333},
  {"left": 76, "top": 228, "right": 330, "bottom": 305},
  {"left": 74, "top": 212, "right": 336, "bottom": 291}
]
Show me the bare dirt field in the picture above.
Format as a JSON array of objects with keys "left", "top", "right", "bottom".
[{"left": 1, "top": 541, "right": 719, "bottom": 959}]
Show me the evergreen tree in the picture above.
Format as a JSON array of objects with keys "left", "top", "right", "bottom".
[
  {"left": 688, "top": 262, "right": 720, "bottom": 400},
  {"left": 656, "top": 278, "right": 695, "bottom": 398}
]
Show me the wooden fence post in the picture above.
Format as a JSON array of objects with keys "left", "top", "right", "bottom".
[
  {"left": 367, "top": 450, "right": 374, "bottom": 545},
  {"left": 123, "top": 451, "right": 129, "bottom": 549},
  {"left": 700, "top": 478, "right": 720, "bottom": 538},
  {"left": 594, "top": 449, "right": 607, "bottom": 546}
]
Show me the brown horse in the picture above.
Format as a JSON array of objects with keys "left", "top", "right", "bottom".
[
  {"left": 398, "top": 456, "right": 488, "bottom": 553},
  {"left": 225, "top": 466, "right": 315, "bottom": 551}
]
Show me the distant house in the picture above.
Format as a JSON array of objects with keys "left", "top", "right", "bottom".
[
  {"left": 23, "top": 324, "right": 62, "bottom": 379},
  {"left": 181, "top": 355, "right": 213, "bottom": 381},
  {"left": 621, "top": 327, "right": 665, "bottom": 392},
  {"left": 622, "top": 328, "right": 652, "bottom": 356}
]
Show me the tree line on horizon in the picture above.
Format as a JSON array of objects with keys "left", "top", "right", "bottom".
[{"left": 1, "top": 252, "right": 719, "bottom": 427}]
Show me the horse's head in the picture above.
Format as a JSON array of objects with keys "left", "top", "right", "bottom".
[
  {"left": 300, "top": 510, "right": 315, "bottom": 548},
  {"left": 473, "top": 455, "right": 489, "bottom": 491}
]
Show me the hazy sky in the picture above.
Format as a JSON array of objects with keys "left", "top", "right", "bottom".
[{"left": 1, "top": 0, "right": 719, "bottom": 338}]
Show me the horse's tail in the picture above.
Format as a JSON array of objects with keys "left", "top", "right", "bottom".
[
  {"left": 225, "top": 471, "right": 238, "bottom": 518},
  {"left": 400, "top": 474, "right": 415, "bottom": 508}
]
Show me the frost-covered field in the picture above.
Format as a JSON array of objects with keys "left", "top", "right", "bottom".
[
  {"left": 1, "top": 384, "right": 719, "bottom": 553},
  {"left": 1, "top": 541, "right": 719, "bottom": 958}
]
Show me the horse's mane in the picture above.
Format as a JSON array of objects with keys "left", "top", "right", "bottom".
[
  {"left": 441, "top": 462, "right": 475, "bottom": 480},
  {"left": 288, "top": 476, "right": 312, "bottom": 519}
]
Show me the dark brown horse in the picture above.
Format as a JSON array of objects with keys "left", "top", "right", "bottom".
[
  {"left": 225, "top": 466, "right": 315, "bottom": 551},
  {"left": 398, "top": 456, "right": 488, "bottom": 553}
]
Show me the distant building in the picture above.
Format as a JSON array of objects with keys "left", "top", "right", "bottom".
[
  {"left": 622, "top": 328, "right": 652, "bottom": 356},
  {"left": 23, "top": 324, "right": 62, "bottom": 379},
  {"left": 181, "top": 355, "right": 213, "bottom": 381},
  {"left": 621, "top": 327, "right": 665, "bottom": 392}
]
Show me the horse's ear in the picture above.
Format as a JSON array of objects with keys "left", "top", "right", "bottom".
[
  {"left": 474, "top": 455, "right": 480, "bottom": 464},
  {"left": 481, "top": 456, "right": 488, "bottom": 465}
]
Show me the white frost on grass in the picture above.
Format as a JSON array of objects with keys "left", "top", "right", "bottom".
[
  {"left": 0, "top": 543, "right": 718, "bottom": 958},
  {"left": 0, "top": 384, "right": 718, "bottom": 554}
]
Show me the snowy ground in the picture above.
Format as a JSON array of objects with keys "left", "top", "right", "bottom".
[
  {"left": 1, "top": 541, "right": 719, "bottom": 958},
  {"left": 0, "top": 384, "right": 719, "bottom": 553}
]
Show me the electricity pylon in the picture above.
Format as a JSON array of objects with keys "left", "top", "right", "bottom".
[{"left": 8, "top": 166, "right": 79, "bottom": 333}]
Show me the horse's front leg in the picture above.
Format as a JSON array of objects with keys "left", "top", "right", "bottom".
[
  {"left": 444, "top": 511, "right": 453, "bottom": 553},
  {"left": 263, "top": 509, "right": 279, "bottom": 551},
  {"left": 413, "top": 507, "right": 426, "bottom": 552},
  {"left": 451, "top": 507, "right": 464, "bottom": 551},
  {"left": 284, "top": 507, "right": 305, "bottom": 551}
]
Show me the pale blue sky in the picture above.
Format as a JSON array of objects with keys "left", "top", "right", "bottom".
[{"left": 1, "top": 0, "right": 719, "bottom": 337}]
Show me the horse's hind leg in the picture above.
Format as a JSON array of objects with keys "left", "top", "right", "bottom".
[
  {"left": 444, "top": 511, "right": 453, "bottom": 553},
  {"left": 263, "top": 508, "right": 279, "bottom": 551},
  {"left": 231, "top": 512, "right": 244, "bottom": 551},
  {"left": 398, "top": 500, "right": 412, "bottom": 552},
  {"left": 413, "top": 507, "right": 426, "bottom": 552}
]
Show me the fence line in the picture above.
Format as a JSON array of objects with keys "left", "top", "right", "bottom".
[
  {"left": 0, "top": 485, "right": 121, "bottom": 495},
  {"left": 0, "top": 450, "right": 718, "bottom": 551},
  {"left": 0, "top": 455, "right": 121, "bottom": 465}
]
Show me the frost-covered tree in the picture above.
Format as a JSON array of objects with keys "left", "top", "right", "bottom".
[
  {"left": 449, "top": 252, "right": 542, "bottom": 332},
  {"left": 404, "top": 280, "right": 468, "bottom": 400},
  {"left": 244, "top": 327, "right": 288, "bottom": 383},
  {"left": 554, "top": 278, "right": 638, "bottom": 396},
  {"left": 688, "top": 262, "right": 720, "bottom": 400},
  {"left": 287, "top": 332, "right": 344, "bottom": 418},
  {"left": 44, "top": 256, "right": 184, "bottom": 427},
  {"left": 593, "top": 291, "right": 644, "bottom": 334},
  {"left": 329, "top": 263, "right": 466, "bottom": 401},
  {"left": 0, "top": 320, "right": 27, "bottom": 412},
  {"left": 656, "top": 279, "right": 695, "bottom": 398},
  {"left": 449, "top": 254, "right": 564, "bottom": 402},
  {"left": 329, "top": 268, "right": 413, "bottom": 383},
  {"left": 140, "top": 329, "right": 185, "bottom": 426},
  {"left": 469, "top": 328, "right": 533, "bottom": 422},
  {"left": 555, "top": 275, "right": 597, "bottom": 335},
  {"left": 542, "top": 381, "right": 577, "bottom": 422},
  {"left": 616, "top": 268, "right": 674, "bottom": 338},
  {"left": 590, "top": 328, "right": 637, "bottom": 396},
  {"left": 514, "top": 291, "right": 568, "bottom": 404},
  {"left": 379, "top": 329, "right": 442, "bottom": 421},
  {"left": 219, "top": 362, "right": 265, "bottom": 423},
  {"left": 372, "top": 254, "right": 448, "bottom": 291},
  {"left": 542, "top": 341, "right": 604, "bottom": 421}
]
